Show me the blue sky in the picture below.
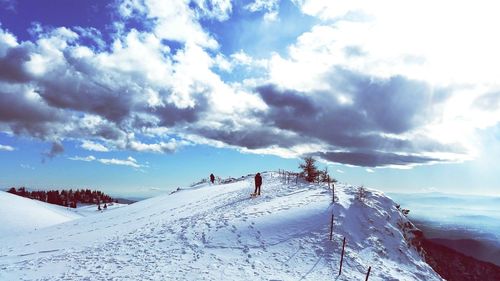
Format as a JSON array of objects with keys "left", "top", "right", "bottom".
[{"left": 1, "top": 0, "right": 500, "bottom": 198}]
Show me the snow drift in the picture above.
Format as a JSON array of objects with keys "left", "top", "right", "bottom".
[
  {"left": 0, "top": 172, "right": 442, "bottom": 280},
  {"left": 0, "top": 190, "right": 81, "bottom": 237}
]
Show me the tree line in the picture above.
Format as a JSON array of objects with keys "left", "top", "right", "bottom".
[{"left": 7, "top": 187, "right": 114, "bottom": 208}]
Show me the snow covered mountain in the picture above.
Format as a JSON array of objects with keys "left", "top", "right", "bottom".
[{"left": 0, "top": 172, "right": 442, "bottom": 280}]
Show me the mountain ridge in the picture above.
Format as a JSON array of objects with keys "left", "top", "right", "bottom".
[{"left": 0, "top": 172, "right": 441, "bottom": 280}]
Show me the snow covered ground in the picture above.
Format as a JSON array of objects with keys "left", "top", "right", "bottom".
[
  {"left": 0, "top": 191, "right": 127, "bottom": 238},
  {"left": 0, "top": 191, "right": 82, "bottom": 237},
  {"left": 0, "top": 172, "right": 442, "bottom": 280},
  {"left": 70, "top": 202, "right": 128, "bottom": 217}
]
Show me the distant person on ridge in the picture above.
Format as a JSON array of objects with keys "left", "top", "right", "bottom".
[
  {"left": 254, "top": 173, "right": 262, "bottom": 196},
  {"left": 210, "top": 173, "right": 215, "bottom": 184}
]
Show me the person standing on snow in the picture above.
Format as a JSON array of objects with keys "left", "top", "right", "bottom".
[
  {"left": 210, "top": 173, "right": 215, "bottom": 184},
  {"left": 254, "top": 173, "right": 262, "bottom": 196}
]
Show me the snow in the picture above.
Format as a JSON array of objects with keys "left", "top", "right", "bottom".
[
  {"left": 0, "top": 191, "right": 82, "bottom": 237},
  {"left": 0, "top": 172, "right": 442, "bottom": 280},
  {"left": 70, "top": 202, "right": 128, "bottom": 217}
]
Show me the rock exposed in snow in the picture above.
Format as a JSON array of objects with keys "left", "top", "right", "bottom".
[{"left": 0, "top": 172, "right": 442, "bottom": 280}]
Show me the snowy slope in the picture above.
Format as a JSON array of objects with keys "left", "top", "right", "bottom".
[
  {"left": 0, "top": 172, "right": 442, "bottom": 280},
  {"left": 71, "top": 202, "right": 128, "bottom": 216},
  {"left": 0, "top": 191, "right": 82, "bottom": 237}
]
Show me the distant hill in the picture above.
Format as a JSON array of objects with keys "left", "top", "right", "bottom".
[
  {"left": 430, "top": 238, "right": 500, "bottom": 267},
  {"left": 423, "top": 238, "right": 500, "bottom": 281},
  {"left": 113, "top": 197, "right": 137, "bottom": 204}
]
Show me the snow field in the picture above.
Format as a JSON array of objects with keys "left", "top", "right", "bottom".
[
  {"left": 0, "top": 191, "right": 82, "bottom": 237},
  {"left": 0, "top": 172, "right": 442, "bottom": 280}
]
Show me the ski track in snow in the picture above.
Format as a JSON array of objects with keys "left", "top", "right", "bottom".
[{"left": 0, "top": 173, "right": 442, "bottom": 281}]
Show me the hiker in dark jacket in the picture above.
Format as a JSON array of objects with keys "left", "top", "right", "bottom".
[
  {"left": 210, "top": 173, "right": 215, "bottom": 184},
  {"left": 254, "top": 173, "right": 262, "bottom": 195}
]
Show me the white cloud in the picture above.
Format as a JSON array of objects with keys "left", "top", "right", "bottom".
[
  {"left": 365, "top": 168, "right": 375, "bottom": 173},
  {"left": 295, "top": 0, "right": 500, "bottom": 86},
  {"left": 128, "top": 139, "right": 188, "bottom": 153},
  {"left": 0, "top": 144, "right": 15, "bottom": 151},
  {"left": 259, "top": 0, "right": 500, "bottom": 166},
  {"left": 3, "top": 0, "right": 499, "bottom": 169},
  {"left": 0, "top": 0, "right": 262, "bottom": 158},
  {"left": 69, "top": 154, "right": 143, "bottom": 168},
  {"left": 193, "top": 0, "right": 232, "bottom": 21},
  {"left": 245, "top": 0, "right": 279, "bottom": 21},
  {"left": 98, "top": 156, "right": 141, "bottom": 168},
  {"left": 20, "top": 164, "right": 34, "bottom": 169},
  {"left": 69, "top": 155, "right": 96, "bottom": 162},
  {"left": 81, "top": 140, "right": 109, "bottom": 152},
  {"left": 336, "top": 169, "right": 344, "bottom": 174},
  {"left": 119, "top": 0, "right": 220, "bottom": 48},
  {"left": 230, "top": 50, "right": 268, "bottom": 69}
]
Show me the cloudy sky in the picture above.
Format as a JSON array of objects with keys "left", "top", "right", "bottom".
[{"left": 1, "top": 0, "right": 499, "bottom": 197}]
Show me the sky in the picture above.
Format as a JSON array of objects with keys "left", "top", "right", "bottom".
[{"left": 0, "top": 0, "right": 499, "bottom": 198}]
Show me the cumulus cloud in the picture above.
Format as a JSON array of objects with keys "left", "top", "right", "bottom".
[
  {"left": 0, "top": 144, "right": 14, "bottom": 151},
  {"left": 0, "top": 44, "right": 33, "bottom": 83},
  {"left": 118, "top": 0, "right": 222, "bottom": 48},
  {"left": 251, "top": 70, "right": 464, "bottom": 167},
  {"left": 0, "top": 0, "right": 246, "bottom": 156},
  {"left": 245, "top": 0, "right": 280, "bottom": 21},
  {"left": 295, "top": 0, "right": 500, "bottom": 85},
  {"left": 1, "top": 0, "right": 499, "bottom": 169}
]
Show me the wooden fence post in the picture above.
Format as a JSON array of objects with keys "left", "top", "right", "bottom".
[
  {"left": 295, "top": 173, "right": 298, "bottom": 184},
  {"left": 365, "top": 266, "right": 371, "bottom": 281},
  {"left": 329, "top": 213, "right": 334, "bottom": 241},
  {"left": 332, "top": 183, "right": 335, "bottom": 204},
  {"left": 339, "top": 237, "right": 346, "bottom": 275}
]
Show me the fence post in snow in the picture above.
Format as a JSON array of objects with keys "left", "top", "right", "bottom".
[
  {"left": 332, "top": 180, "right": 335, "bottom": 204},
  {"left": 365, "top": 266, "right": 371, "bottom": 281},
  {"left": 329, "top": 213, "right": 334, "bottom": 241},
  {"left": 339, "top": 237, "right": 346, "bottom": 275},
  {"left": 295, "top": 173, "right": 298, "bottom": 184}
]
